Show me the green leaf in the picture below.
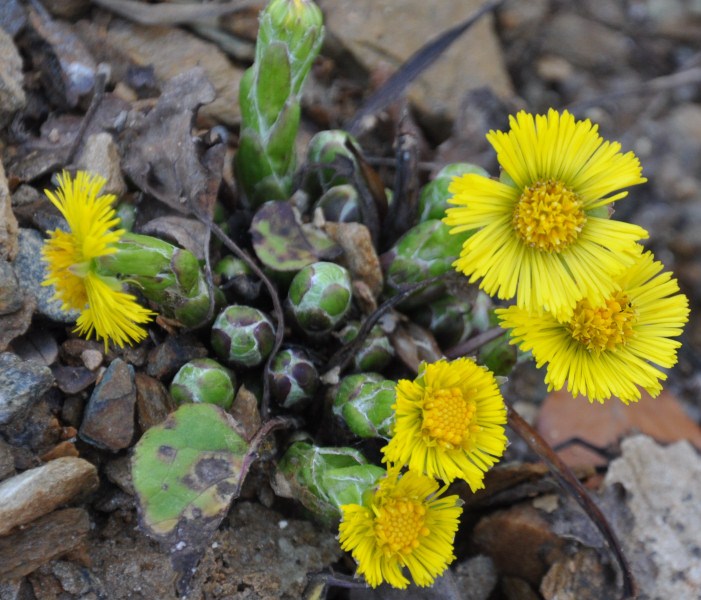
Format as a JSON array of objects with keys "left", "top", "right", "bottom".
[
  {"left": 132, "top": 403, "right": 249, "bottom": 538},
  {"left": 250, "top": 201, "right": 340, "bottom": 274},
  {"left": 256, "top": 42, "right": 292, "bottom": 130}
]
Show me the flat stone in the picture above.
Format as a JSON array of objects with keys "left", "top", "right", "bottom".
[
  {"left": 101, "top": 19, "right": 243, "bottom": 125},
  {"left": 454, "top": 555, "right": 498, "bottom": 600},
  {"left": 0, "top": 27, "right": 26, "bottom": 129},
  {"left": 75, "top": 133, "right": 126, "bottom": 197},
  {"left": 0, "top": 352, "right": 54, "bottom": 426},
  {"left": 318, "top": 0, "right": 513, "bottom": 134},
  {"left": 0, "top": 294, "right": 35, "bottom": 354},
  {"left": 134, "top": 372, "right": 174, "bottom": 432},
  {"left": 603, "top": 435, "right": 701, "bottom": 598},
  {"left": 472, "top": 502, "right": 566, "bottom": 586},
  {"left": 0, "top": 457, "right": 97, "bottom": 535},
  {"left": 51, "top": 364, "right": 97, "bottom": 395},
  {"left": 0, "top": 508, "right": 90, "bottom": 580},
  {"left": 80, "top": 348, "right": 103, "bottom": 371},
  {"left": 13, "top": 228, "right": 79, "bottom": 324},
  {"left": 79, "top": 358, "right": 136, "bottom": 451},
  {"left": 146, "top": 334, "right": 208, "bottom": 380}
]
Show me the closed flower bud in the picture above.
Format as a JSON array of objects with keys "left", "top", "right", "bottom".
[
  {"left": 273, "top": 441, "right": 384, "bottom": 526},
  {"left": 268, "top": 347, "right": 319, "bottom": 409},
  {"left": 211, "top": 305, "right": 275, "bottom": 368},
  {"left": 333, "top": 373, "right": 396, "bottom": 439},
  {"left": 339, "top": 321, "right": 394, "bottom": 373},
  {"left": 418, "top": 163, "right": 488, "bottom": 222},
  {"left": 314, "top": 184, "right": 360, "bottom": 223},
  {"left": 287, "top": 261, "right": 352, "bottom": 334},
  {"left": 409, "top": 295, "right": 473, "bottom": 348},
  {"left": 381, "top": 220, "right": 464, "bottom": 310},
  {"left": 170, "top": 358, "right": 237, "bottom": 410}
]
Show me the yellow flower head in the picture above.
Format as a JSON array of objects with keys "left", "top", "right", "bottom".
[
  {"left": 41, "top": 171, "right": 154, "bottom": 349},
  {"left": 497, "top": 249, "right": 689, "bottom": 403},
  {"left": 382, "top": 358, "right": 508, "bottom": 491},
  {"left": 444, "top": 109, "right": 649, "bottom": 319},
  {"left": 338, "top": 467, "right": 462, "bottom": 589}
]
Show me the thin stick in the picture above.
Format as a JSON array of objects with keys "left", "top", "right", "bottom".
[
  {"left": 506, "top": 402, "right": 637, "bottom": 599},
  {"left": 445, "top": 326, "right": 505, "bottom": 359},
  {"left": 203, "top": 220, "right": 285, "bottom": 420}
]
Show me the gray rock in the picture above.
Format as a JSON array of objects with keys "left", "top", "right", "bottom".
[
  {"left": 0, "top": 457, "right": 98, "bottom": 535},
  {"left": 603, "top": 435, "right": 701, "bottom": 599},
  {"left": 0, "top": 27, "right": 26, "bottom": 129},
  {"left": 0, "top": 352, "right": 53, "bottom": 426},
  {"left": 318, "top": 0, "right": 513, "bottom": 134},
  {"left": 13, "top": 228, "right": 79, "bottom": 324},
  {"left": 454, "top": 555, "right": 498, "bottom": 600},
  {"left": 0, "top": 159, "right": 19, "bottom": 261},
  {"left": 0, "top": 261, "right": 23, "bottom": 315},
  {"left": 79, "top": 358, "right": 136, "bottom": 451},
  {"left": 75, "top": 132, "right": 126, "bottom": 197}
]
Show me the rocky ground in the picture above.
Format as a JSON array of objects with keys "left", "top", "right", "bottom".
[{"left": 1, "top": 1, "right": 701, "bottom": 599}]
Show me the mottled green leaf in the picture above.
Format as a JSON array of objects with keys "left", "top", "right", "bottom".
[{"left": 251, "top": 201, "right": 340, "bottom": 274}]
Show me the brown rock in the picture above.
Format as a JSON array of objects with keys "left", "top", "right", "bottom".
[
  {"left": 102, "top": 19, "right": 243, "bottom": 125},
  {"left": 537, "top": 389, "right": 701, "bottom": 469},
  {"left": 540, "top": 547, "right": 611, "bottom": 600},
  {"left": 324, "top": 221, "right": 383, "bottom": 297},
  {"left": 0, "top": 508, "right": 90, "bottom": 579},
  {"left": 79, "top": 358, "right": 136, "bottom": 451},
  {"left": 0, "top": 457, "right": 98, "bottom": 535},
  {"left": 472, "top": 502, "right": 566, "bottom": 586},
  {"left": 75, "top": 132, "right": 127, "bottom": 197},
  {"left": 318, "top": 0, "right": 513, "bottom": 133},
  {"left": 135, "top": 372, "right": 175, "bottom": 432},
  {"left": 146, "top": 334, "right": 208, "bottom": 380}
]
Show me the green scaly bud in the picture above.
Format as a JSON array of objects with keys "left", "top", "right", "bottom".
[
  {"left": 332, "top": 373, "right": 396, "bottom": 439},
  {"left": 235, "top": 0, "right": 324, "bottom": 207},
  {"left": 170, "top": 358, "right": 237, "bottom": 410},
  {"left": 418, "top": 163, "right": 488, "bottom": 222},
  {"left": 273, "top": 441, "right": 384, "bottom": 526},
  {"left": 381, "top": 220, "right": 465, "bottom": 310}
]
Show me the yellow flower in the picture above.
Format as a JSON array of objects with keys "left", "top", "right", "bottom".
[
  {"left": 497, "top": 249, "right": 689, "bottom": 403},
  {"left": 382, "top": 358, "right": 508, "bottom": 491},
  {"left": 41, "top": 171, "right": 154, "bottom": 349},
  {"left": 444, "top": 109, "right": 648, "bottom": 319},
  {"left": 338, "top": 467, "right": 462, "bottom": 589}
]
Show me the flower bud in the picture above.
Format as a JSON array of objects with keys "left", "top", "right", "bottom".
[
  {"left": 268, "top": 347, "right": 318, "bottom": 409},
  {"left": 287, "top": 261, "right": 352, "bottom": 334},
  {"left": 273, "top": 440, "right": 384, "bottom": 526},
  {"left": 409, "top": 294, "right": 473, "bottom": 348},
  {"left": 418, "top": 163, "right": 488, "bottom": 222},
  {"left": 211, "top": 305, "right": 275, "bottom": 368},
  {"left": 339, "top": 321, "right": 394, "bottom": 373},
  {"left": 305, "top": 130, "right": 359, "bottom": 195},
  {"left": 333, "top": 373, "right": 396, "bottom": 439},
  {"left": 170, "top": 358, "right": 237, "bottom": 410},
  {"left": 381, "top": 220, "right": 464, "bottom": 310},
  {"left": 314, "top": 184, "right": 360, "bottom": 223}
]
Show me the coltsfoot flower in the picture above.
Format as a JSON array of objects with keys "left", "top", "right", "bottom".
[
  {"left": 339, "top": 467, "right": 463, "bottom": 589},
  {"left": 41, "top": 171, "right": 154, "bottom": 349},
  {"left": 444, "top": 109, "right": 649, "bottom": 319},
  {"left": 497, "top": 249, "right": 689, "bottom": 403},
  {"left": 382, "top": 358, "right": 508, "bottom": 491}
]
